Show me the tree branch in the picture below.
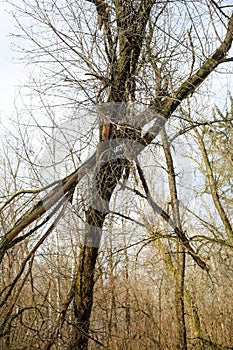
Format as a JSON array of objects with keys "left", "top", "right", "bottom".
[{"left": 135, "top": 162, "right": 208, "bottom": 270}]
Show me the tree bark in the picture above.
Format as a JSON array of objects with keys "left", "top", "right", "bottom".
[{"left": 70, "top": 155, "right": 127, "bottom": 348}]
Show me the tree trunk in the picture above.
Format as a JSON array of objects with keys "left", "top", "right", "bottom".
[
  {"left": 70, "top": 155, "right": 126, "bottom": 348},
  {"left": 161, "top": 128, "right": 187, "bottom": 350}
]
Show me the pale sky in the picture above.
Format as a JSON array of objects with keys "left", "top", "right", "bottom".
[
  {"left": 0, "top": 1, "right": 232, "bottom": 123},
  {"left": 0, "top": 1, "right": 26, "bottom": 120}
]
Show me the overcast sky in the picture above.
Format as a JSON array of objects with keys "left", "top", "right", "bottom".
[
  {"left": 0, "top": 1, "right": 232, "bottom": 123},
  {"left": 0, "top": 1, "right": 26, "bottom": 121}
]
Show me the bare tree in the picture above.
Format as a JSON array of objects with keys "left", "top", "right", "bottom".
[{"left": 0, "top": 1, "right": 233, "bottom": 349}]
